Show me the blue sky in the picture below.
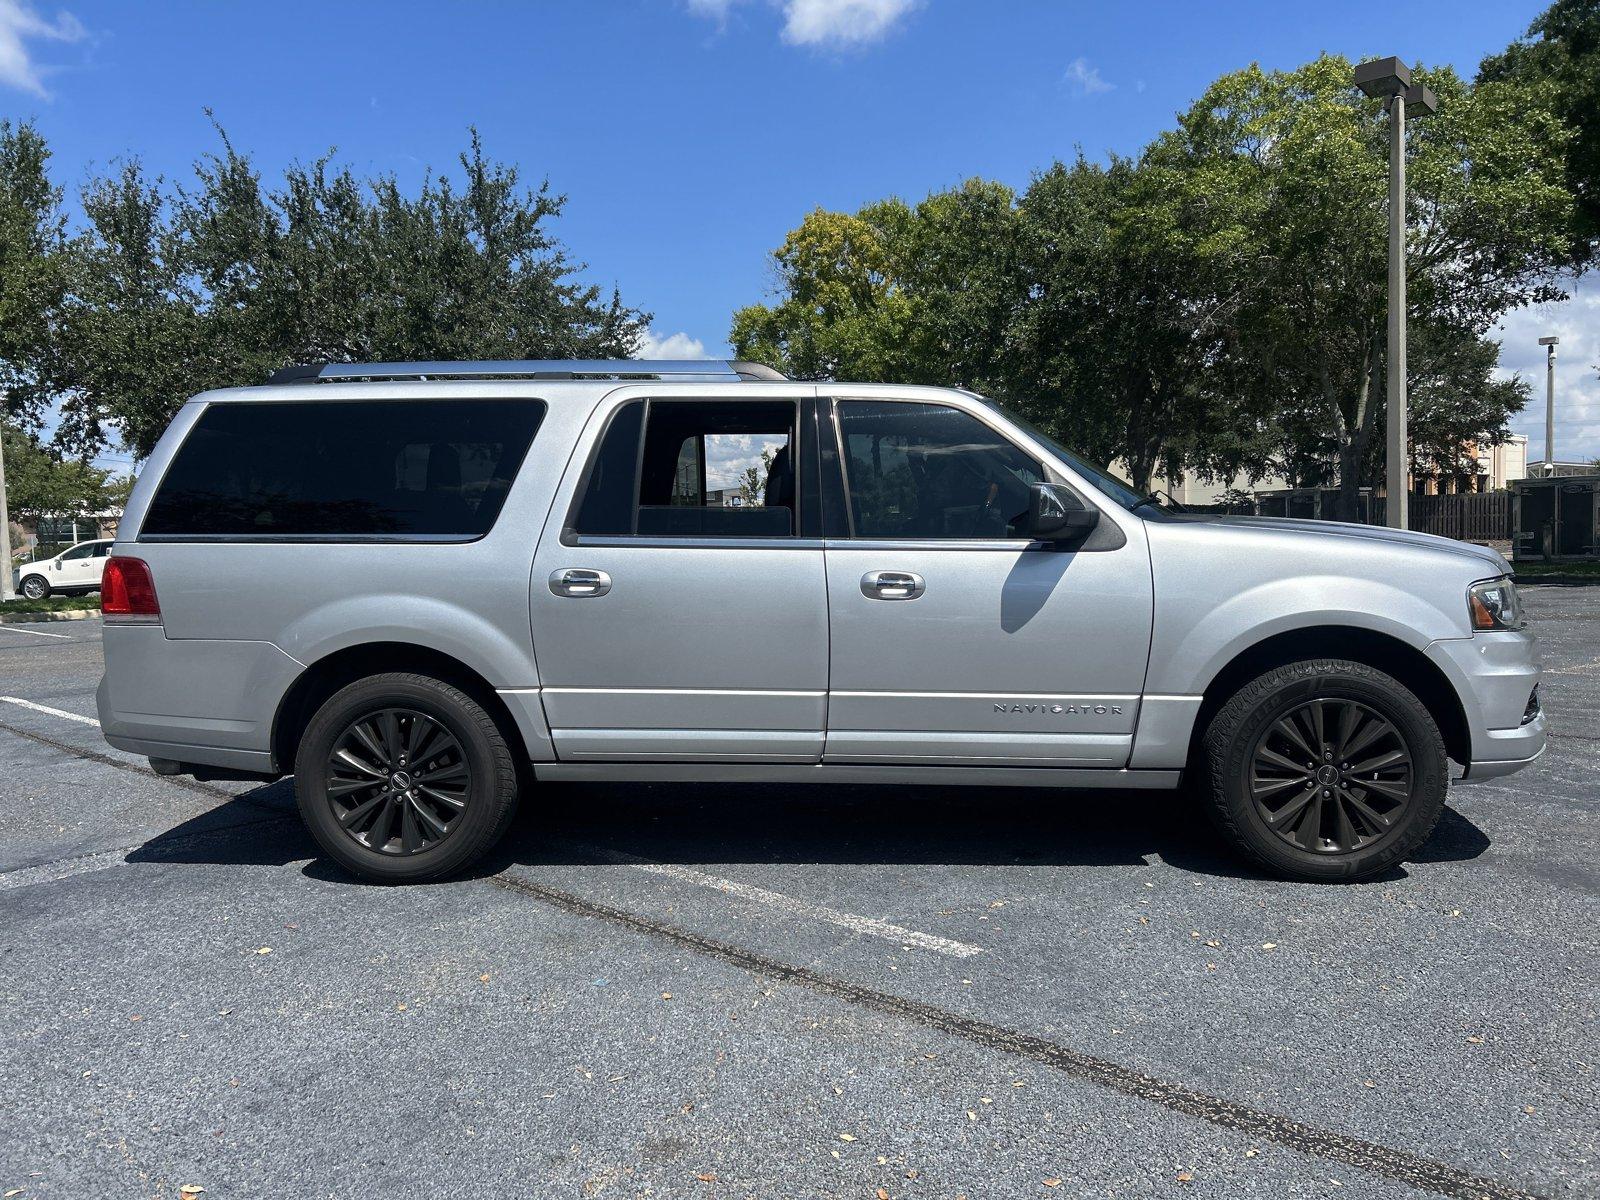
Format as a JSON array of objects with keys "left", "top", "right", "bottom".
[{"left": 3, "top": 0, "right": 1593, "bottom": 464}]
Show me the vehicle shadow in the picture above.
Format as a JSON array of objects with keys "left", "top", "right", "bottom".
[{"left": 123, "top": 776, "right": 1492, "bottom": 885}]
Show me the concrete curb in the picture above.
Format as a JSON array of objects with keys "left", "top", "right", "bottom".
[
  {"left": 1519, "top": 576, "right": 1600, "bottom": 587},
  {"left": 0, "top": 608, "right": 100, "bottom": 624}
]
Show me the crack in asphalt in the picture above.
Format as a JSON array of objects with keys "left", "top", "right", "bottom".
[{"left": 490, "top": 871, "right": 1548, "bottom": 1200}]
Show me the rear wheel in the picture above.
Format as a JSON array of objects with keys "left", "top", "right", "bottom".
[
  {"left": 19, "top": 575, "right": 49, "bottom": 600},
  {"left": 1199, "top": 658, "right": 1448, "bottom": 881},
  {"left": 294, "top": 672, "right": 520, "bottom": 883}
]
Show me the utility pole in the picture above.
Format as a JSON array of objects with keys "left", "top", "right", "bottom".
[
  {"left": 1538, "top": 336, "right": 1559, "bottom": 474},
  {"left": 0, "top": 418, "right": 14, "bottom": 602},
  {"left": 1354, "top": 58, "right": 1437, "bottom": 530}
]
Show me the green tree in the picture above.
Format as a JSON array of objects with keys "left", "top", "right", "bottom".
[
  {"left": 46, "top": 126, "right": 650, "bottom": 460},
  {"left": 1010, "top": 155, "right": 1243, "bottom": 491},
  {"left": 730, "top": 202, "right": 921, "bottom": 383},
  {"left": 1152, "top": 55, "right": 1574, "bottom": 516},
  {"left": 1480, "top": 0, "right": 1600, "bottom": 258},
  {"left": 0, "top": 120, "right": 72, "bottom": 429},
  {"left": 1, "top": 420, "right": 115, "bottom": 534}
]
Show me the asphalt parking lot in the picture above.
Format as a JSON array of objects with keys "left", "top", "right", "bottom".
[{"left": 1, "top": 589, "right": 1596, "bottom": 1200}]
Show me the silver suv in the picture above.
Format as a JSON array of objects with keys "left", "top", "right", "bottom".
[{"left": 96, "top": 360, "right": 1545, "bottom": 883}]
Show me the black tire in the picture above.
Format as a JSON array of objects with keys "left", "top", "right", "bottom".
[
  {"left": 19, "top": 575, "right": 50, "bottom": 600},
  {"left": 1199, "top": 658, "right": 1448, "bottom": 882},
  {"left": 294, "top": 672, "right": 520, "bottom": 883}
]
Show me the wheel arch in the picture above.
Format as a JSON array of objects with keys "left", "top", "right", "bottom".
[
  {"left": 271, "top": 642, "right": 534, "bottom": 774},
  {"left": 1187, "top": 626, "right": 1471, "bottom": 768}
]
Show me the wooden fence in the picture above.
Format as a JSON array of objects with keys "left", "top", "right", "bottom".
[{"left": 1403, "top": 492, "right": 1511, "bottom": 543}]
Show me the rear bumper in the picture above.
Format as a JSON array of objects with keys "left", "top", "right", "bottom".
[
  {"left": 1425, "top": 631, "right": 1546, "bottom": 784},
  {"left": 96, "top": 626, "right": 302, "bottom": 771}
]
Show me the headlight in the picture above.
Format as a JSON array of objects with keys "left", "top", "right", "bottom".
[{"left": 1468, "top": 577, "right": 1524, "bottom": 631}]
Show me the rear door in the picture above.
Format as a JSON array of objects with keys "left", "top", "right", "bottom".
[
  {"left": 819, "top": 392, "right": 1154, "bottom": 767},
  {"left": 530, "top": 385, "right": 829, "bottom": 761}
]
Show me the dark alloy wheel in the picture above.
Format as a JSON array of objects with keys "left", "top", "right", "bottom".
[
  {"left": 326, "top": 707, "right": 471, "bottom": 856},
  {"left": 294, "top": 672, "right": 521, "bottom": 883},
  {"left": 1248, "top": 698, "right": 1412, "bottom": 854},
  {"left": 1200, "top": 657, "right": 1448, "bottom": 882}
]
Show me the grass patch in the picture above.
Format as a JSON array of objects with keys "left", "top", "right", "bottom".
[
  {"left": 1514, "top": 560, "right": 1600, "bottom": 578},
  {"left": 1, "top": 593, "right": 101, "bottom": 614}
]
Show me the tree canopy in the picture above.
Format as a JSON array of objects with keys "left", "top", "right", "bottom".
[
  {"left": 731, "top": 50, "right": 1580, "bottom": 505},
  {"left": 1, "top": 122, "right": 649, "bottom": 460}
]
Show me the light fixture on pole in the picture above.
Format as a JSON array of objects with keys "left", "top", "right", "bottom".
[
  {"left": 1538, "top": 336, "right": 1559, "bottom": 475},
  {"left": 1354, "top": 57, "right": 1437, "bottom": 530}
]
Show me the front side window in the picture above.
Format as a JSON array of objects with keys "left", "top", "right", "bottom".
[
  {"left": 570, "top": 399, "right": 798, "bottom": 538},
  {"left": 141, "top": 399, "right": 545, "bottom": 540},
  {"left": 837, "top": 401, "right": 1043, "bottom": 539},
  {"left": 60, "top": 542, "right": 99, "bottom": 561}
]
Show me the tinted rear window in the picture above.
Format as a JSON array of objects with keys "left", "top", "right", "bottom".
[{"left": 141, "top": 399, "right": 545, "bottom": 540}]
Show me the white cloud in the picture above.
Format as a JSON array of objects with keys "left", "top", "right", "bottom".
[
  {"left": 1493, "top": 277, "right": 1600, "bottom": 464},
  {"left": 1064, "top": 56, "right": 1113, "bottom": 96},
  {"left": 0, "top": 0, "right": 84, "bottom": 98},
  {"left": 780, "top": 0, "right": 918, "bottom": 47},
  {"left": 636, "top": 328, "right": 711, "bottom": 359},
  {"left": 686, "top": 0, "right": 918, "bottom": 49}
]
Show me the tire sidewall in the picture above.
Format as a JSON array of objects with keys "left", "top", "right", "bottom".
[
  {"left": 20, "top": 575, "right": 49, "bottom": 600},
  {"left": 295, "top": 676, "right": 505, "bottom": 883},
  {"left": 1213, "top": 663, "right": 1447, "bottom": 881}
]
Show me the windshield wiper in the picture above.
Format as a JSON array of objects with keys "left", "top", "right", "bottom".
[{"left": 1130, "top": 489, "right": 1186, "bottom": 514}]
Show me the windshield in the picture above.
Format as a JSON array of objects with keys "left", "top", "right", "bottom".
[{"left": 972, "top": 395, "right": 1147, "bottom": 511}]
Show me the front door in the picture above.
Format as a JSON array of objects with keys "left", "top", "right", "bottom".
[
  {"left": 530, "top": 387, "right": 828, "bottom": 762},
  {"left": 55, "top": 540, "right": 109, "bottom": 588},
  {"left": 820, "top": 394, "right": 1154, "bottom": 767}
]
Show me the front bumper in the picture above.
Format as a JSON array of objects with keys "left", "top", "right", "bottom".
[{"left": 1425, "top": 631, "right": 1546, "bottom": 783}]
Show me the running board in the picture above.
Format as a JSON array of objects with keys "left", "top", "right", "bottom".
[{"left": 534, "top": 762, "right": 1181, "bottom": 789}]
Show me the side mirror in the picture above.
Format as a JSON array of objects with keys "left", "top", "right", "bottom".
[{"left": 1024, "top": 483, "right": 1099, "bottom": 542}]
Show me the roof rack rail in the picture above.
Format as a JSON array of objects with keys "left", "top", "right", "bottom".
[{"left": 264, "top": 359, "right": 788, "bottom": 385}]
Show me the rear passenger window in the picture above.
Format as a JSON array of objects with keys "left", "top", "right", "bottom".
[
  {"left": 570, "top": 399, "right": 797, "bottom": 538},
  {"left": 141, "top": 399, "right": 545, "bottom": 540}
]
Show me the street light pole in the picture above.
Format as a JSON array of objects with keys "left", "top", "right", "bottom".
[
  {"left": 1538, "top": 336, "right": 1559, "bottom": 474},
  {"left": 0, "top": 419, "right": 15, "bottom": 602},
  {"left": 1354, "top": 57, "right": 1437, "bottom": 530},
  {"left": 1386, "top": 89, "right": 1408, "bottom": 530}
]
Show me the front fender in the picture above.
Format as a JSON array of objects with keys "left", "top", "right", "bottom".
[{"left": 1145, "top": 575, "right": 1463, "bottom": 699}]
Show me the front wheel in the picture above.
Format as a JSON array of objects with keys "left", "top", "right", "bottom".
[
  {"left": 19, "top": 575, "right": 50, "bottom": 600},
  {"left": 294, "top": 672, "right": 521, "bottom": 883},
  {"left": 1199, "top": 658, "right": 1448, "bottom": 882}
]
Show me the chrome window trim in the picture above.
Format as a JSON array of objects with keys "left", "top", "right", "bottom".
[{"left": 569, "top": 535, "right": 825, "bottom": 551}]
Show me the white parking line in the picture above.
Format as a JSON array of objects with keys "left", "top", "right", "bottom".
[
  {"left": 0, "top": 624, "right": 71, "bottom": 639},
  {"left": 570, "top": 845, "right": 984, "bottom": 958},
  {"left": 0, "top": 696, "right": 100, "bottom": 725}
]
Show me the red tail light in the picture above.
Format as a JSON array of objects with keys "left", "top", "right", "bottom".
[{"left": 102, "top": 556, "right": 161, "bottom": 624}]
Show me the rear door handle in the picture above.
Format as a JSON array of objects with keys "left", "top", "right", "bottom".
[
  {"left": 860, "top": 570, "right": 924, "bottom": 601},
  {"left": 549, "top": 568, "right": 611, "bottom": 598}
]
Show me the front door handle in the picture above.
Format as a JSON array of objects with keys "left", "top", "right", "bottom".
[
  {"left": 860, "top": 570, "right": 924, "bottom": 601},
  {"left": 549, "top": 568, "right": 611, "bottom": 598}
]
